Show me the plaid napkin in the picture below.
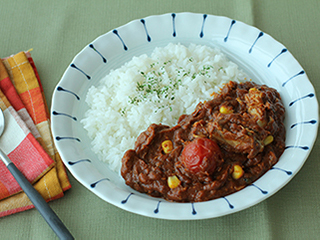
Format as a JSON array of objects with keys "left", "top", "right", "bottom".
[{"left": 0, "top": 51, "right": 71, "bottom": 217}]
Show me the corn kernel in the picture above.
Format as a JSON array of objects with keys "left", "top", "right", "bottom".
[
  {"left": 167, "top": 175, "right": 181, "bottom": 189},
  {"left": 263, "top": 135, "right": 273, "bottom": 146},
  {"left": 219, "top": 105, "right": 233, "bottom": 114},
  {"left": 263, "top": 135, "right": 274, "bottom": 146},
  {"left": 162, "top": 140, "right": 173, "bottom": 154},
  {"left": 232, "top": 165, "right": 244, "bottom": 180}
]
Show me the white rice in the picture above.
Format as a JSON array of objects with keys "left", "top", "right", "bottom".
[{"left": 81, "top": 43, "right": 248, "bottom": 173}]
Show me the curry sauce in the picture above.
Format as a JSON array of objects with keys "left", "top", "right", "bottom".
[{"left": 121, "top": 81, "right": 286, "bottom": 202}]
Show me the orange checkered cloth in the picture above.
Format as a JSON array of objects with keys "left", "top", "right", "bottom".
[{"left": 0, "top": 51, "right": 71, "bottom": 217}]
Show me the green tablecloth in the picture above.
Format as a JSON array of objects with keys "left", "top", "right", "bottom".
[{"left": 1, "top": 1, "right": 319, "bottom": 239}]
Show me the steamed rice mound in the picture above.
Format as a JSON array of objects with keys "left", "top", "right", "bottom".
[{"left": 81, "top": 43, "right": 248, "bottom": 173}]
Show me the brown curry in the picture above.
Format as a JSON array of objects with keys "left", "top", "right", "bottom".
[{"left": 121, "top": 81, "right": 286, "bottom": 202}]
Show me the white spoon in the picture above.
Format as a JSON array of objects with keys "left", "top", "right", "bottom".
[{"left": 0, "top": 108, "right": 74, "bottom": 240}]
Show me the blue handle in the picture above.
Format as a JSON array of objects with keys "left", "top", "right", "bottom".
[{"left": 7, "top": 162, "right": 74, "bottom": 240}]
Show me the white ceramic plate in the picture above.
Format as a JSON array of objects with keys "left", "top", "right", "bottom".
[{"left": 51, "top": 13, "right": 318, "bottom": 220}]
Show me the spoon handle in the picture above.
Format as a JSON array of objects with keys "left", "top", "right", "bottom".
[{"left": 0, "top": 151, "right": 74, "bottom": 240}]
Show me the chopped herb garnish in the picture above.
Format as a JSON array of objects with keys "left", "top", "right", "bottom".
[
  {"left": 120, "top": 107, "right": 127, "bottom": 116},
  {"left": 128, "top": 61, "right": 215, "bottom": 111}
]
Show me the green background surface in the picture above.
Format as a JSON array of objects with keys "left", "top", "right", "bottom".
[{"left": 1, "top": 1, "right": 319, "bottom": 239}]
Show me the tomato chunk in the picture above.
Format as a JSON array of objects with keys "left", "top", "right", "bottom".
[{"left": 181, "top": 138, "right": 222, "bottom": 174}]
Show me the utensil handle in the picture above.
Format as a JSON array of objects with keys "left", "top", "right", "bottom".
[{"left": 7, "top": 162, "right": 74, "bottom": 240}]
